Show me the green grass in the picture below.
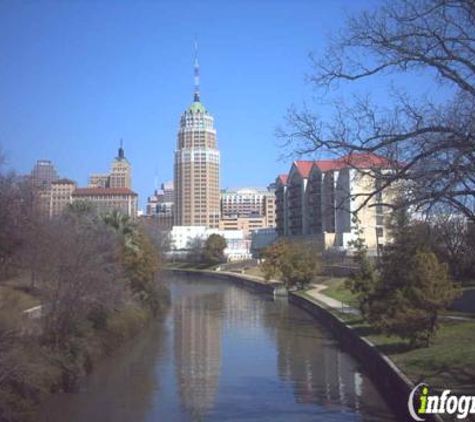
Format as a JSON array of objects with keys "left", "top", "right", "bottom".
[
  {"left": 319, "top": 277, "right": 358, "bottom": 305},
  {"left": 345, "top": 316, "right": 475, "bottom": 392},
  {"left": 297, "top": 291, "right": 475, "bottom": 393},
  {"left": 0, "top": 285, "right": 40, "bottom": 312},
  {"left": 165, "top": 261, "right": 218, "bottom": 270},
  {"left": 243, "top": 266, "right": 266, "bottom": 279}
]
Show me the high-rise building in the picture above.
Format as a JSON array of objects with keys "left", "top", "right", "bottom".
[
  {"left": 174, "top": 43, "right": 220, "bottom": 229},
  {"left": 109, "top": 142, "right": 132, "bottom": 189},
  {"left": 30, "top": 159, "right": 59, "bottom": 189}
]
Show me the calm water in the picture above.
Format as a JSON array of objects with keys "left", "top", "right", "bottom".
[{"left": 38, "top": 275, "right": 397, "bottom": 421}]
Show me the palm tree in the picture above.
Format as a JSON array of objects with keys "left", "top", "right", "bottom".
[{"left": 102, "top": 210, "right": 140, "bottom": 253}]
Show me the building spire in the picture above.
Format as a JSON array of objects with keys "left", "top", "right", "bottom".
[
  {"left": 194, "top": 38, "right": 200, "bottom": 102},
  {"left": 118, "top": 138, "right": 125, "bottom": 159}
]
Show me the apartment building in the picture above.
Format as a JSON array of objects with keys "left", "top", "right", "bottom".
[{"left": 276, "top": 153, "right": 394, "bottom": 250}]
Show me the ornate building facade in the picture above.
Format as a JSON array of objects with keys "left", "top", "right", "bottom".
[{"left": 174, "top": 44, "right": 220, "bottom": 228}]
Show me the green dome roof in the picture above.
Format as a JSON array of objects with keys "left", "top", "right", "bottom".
[{"left": 187, "top": 101, "right": 207, "bottom": 114}]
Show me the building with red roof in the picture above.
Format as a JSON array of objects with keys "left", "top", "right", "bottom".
[{"left": 275, "top": 153, "right": 394, "bottom": 250}]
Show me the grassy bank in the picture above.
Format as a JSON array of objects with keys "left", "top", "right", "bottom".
[
  {"left": 165, "top": 261, "right": 218, "bottom": 270},
  {"left": 299, "top": 291, "right": 475, "bottom": 394},
  {"left": 0, "top": 289, "right": 169, "bottom": 422},
  {"left": 318, "top": 277, "right": 357, "bottom": 305}
]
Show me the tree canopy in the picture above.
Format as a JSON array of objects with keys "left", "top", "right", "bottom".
[{"left": 202, "top": 234, "right": 227, "bottom": 265}]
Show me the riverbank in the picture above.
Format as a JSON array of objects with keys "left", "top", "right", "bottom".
[
  {"left": 314, "top": 279, "right": 475, "bottom": 393},
  {"left": 0, "top": 279, "right": 169, "bottom": 422}
]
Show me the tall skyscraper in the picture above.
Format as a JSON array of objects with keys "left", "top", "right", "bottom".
[
  {"left": 109, "top": 141, "right": 132, "bottom": 189},
  {"left": 174, "top": 42, "right": 220, "bottom": 228}
]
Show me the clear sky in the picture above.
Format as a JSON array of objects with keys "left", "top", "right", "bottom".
[{"left": 0, "top": 0, "right": 432, "bottom": 209}]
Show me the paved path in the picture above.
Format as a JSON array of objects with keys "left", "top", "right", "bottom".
[
  {"left": 306, "top": 285, "right": 474, "bottom": 321},
  {"left": 306, "top": 284, "right": 360, "bottom": 315}
]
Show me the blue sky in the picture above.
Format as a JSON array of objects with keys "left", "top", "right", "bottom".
[{"left": 0, "top": 0, "right": 440, "bottom": 208}]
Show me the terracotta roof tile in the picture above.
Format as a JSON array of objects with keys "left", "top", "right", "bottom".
[
  {"left": 294, "top": 161, "right": 314, "bottom": 178},
  {"left": 338, "top": 152, "right": 392, "bottom": 169},
  {"left": 314, "top": 160, "right": 344, "bottom": 172},
  {"left": 72, "top": 187, "right": 137, "bottom": 196},
  {"left": 52, "top": 178, "right": 76, "bottom": 185}
]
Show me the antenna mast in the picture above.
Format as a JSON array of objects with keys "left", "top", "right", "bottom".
[{"left": 194, "top": 38, "right": 200, "bottom": 102}]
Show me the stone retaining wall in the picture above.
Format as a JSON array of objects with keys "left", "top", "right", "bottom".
[
  {"left": 289, "top": 293, "right": 444, "bottom": 422},
  {"left": 166, "top": 269, "right": 277, "bottom": 295}
]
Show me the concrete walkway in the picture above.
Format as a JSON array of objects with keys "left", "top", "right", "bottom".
[{"left": 306, "top": 284, "right": 360, "bottom": 315}]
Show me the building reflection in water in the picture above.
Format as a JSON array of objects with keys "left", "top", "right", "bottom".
[
  {"left": 173, "top": 283, "right": 223, "bottom": 420},
  {"left": 268, "top": 301, "right": 389, "bottom": 418}
]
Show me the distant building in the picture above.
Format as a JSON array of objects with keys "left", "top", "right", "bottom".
[
  {"left": 161, "top": 181, "right": 174, "bottom": 202},
  {"left": 146, "top": 181, "right": 174, "bottom": 229},
  {"left": 275, "top": 175, "right": 288, "bottom": 237},
  {"left": 251, "top": 228, "right": 277, "bottom": 258},
  {"left": 72, "top": 187, "right": 138, "bottom": 218},
  {"left": 168, "top": 226, "right": 250, "bottom": 261},
  {"left": 276, "top": 153, "right": 394, "bottom": 250},
  {"left": 30, "top": 159, "right": 59, "bottom": 189},
  {"left": 88, "top": 174, "right": 109, "bottom": 188},
  {"left": 221, "top": 187, "right": 275, "bottom": 220},
  {"left": 220, "top": 187, "right": 276, "bottom": 237},
  {"left": 170, "top": 226, "right": 208, "bottom": 250},
  {"left": 219, "top": 215, "right": 267, "bottom": 236},
  {"left": 50, "top": 179, "right": 76, "bottom": 217},
  {"left": 109, "top": 143, "right": 132, "bottom": 189},
  {"left": 30, "top": 159, "right": 60, "bottom": 218},
  {"left": 88, "top": 143, "right": 132, "bottom": 189},
  {"left": 174, "top": 44, "right": 220, "bottom": 229}
]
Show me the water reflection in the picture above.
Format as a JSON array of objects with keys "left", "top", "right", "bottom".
[
  {"left": 173, "top": 282, "right": 223, "bottom": 420},
  {"left": 36, "top": 275, "right": 397, "bottom": 422},
  {"left": 268, "top": 302, "right": 390, "bottom": 419}
]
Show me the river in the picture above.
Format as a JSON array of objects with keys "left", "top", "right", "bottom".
[{"left": 38, "top": 274, "right": 398, "bottom": 421}]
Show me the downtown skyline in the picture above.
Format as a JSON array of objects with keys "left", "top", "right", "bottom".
[{"left": 0, "top": 0, "right": 446, "bottom": 209}]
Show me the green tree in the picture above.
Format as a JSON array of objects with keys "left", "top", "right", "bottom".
[
  {"left": 102, "top": 211, "right": 164, "bottom": 314},
  {"left": 260, "top": 241, "right": 320, "bottom": 289},
  {"left": 371, "top": 249, "right": 460, "bottom": 347},
  {"left": 280, "top": 242, "right": 320, "bottom": 290},
  {"left": 346, "top": 234, "right": 377, "bottom": 317},
  {"left": 202, "top": 234, "right": 227, "bottom": 265},
  {"left": 121, "top": 230, "right": 163, "bottom": 314},
  {"left": 260, "top": 240, "right": 288, "bottom": 282}
]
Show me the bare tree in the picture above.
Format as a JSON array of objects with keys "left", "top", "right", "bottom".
[
  {"left": 0, "top": 161, "right": 38, "bottom": 279},
  {"left": 278, "top": 0, "right": 475, "bottom": 221},
  {"left": 38, "top": 209, "right": 126, "bottom": 346}
]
